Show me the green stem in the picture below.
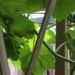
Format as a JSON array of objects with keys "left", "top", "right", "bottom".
[
  {"left": 34, "top": 30, "right": 75, "bottom": 64},
  {"left": 65, "top": 33, "right": 75, "bottom": 53},
  {"left": 43, "top": 40, "right": 75, "bottom": 64},
  {"left": 56, "top": 42, "right": 68, "bottom": 53}
]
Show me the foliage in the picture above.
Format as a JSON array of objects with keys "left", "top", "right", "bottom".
[
  {"left": 53, "top": 0, "right": 75, "bottom": 21},
  {"left": 65, "top": 29, "right": 75, "bottom": 74},
  {"left": 0, "top": 0, "right": 75, "bottom": 75},
  {"left": 0, "top": 1, "right": 56, "bottom": 73},
  {"left": 65, "top": 13, "right": 75, "bottom": 75}
]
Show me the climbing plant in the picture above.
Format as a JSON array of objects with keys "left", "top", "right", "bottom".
[{"left": 0, "top": 0, "right": 75, "bottom": 75}]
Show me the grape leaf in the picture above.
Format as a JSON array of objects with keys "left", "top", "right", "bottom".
[
  {"left": 1, "top": 13, "right": 35, "bottom": 38},
  {"left": 44, "top": 29, "right": 55, "bottom": 44},
  {"left": 53, "top": 0, "right": 75, "bottom": 21},
  {"left": 3, "top": 33, "right": 18, "bottom": 60},
  {"left": 65, "top": 30, "right": 75, "bottom": 74},
  {"left": 20, "top": 43, "right": 55, "bottom": 75},
  {"left": 65, "top": 30, "right": 75, "bottom": 53},
  {"left": 10, "top": 59, "right": 22, "bottom": 71},
  {"left": 1, "top": 0, "right": 75, "bottom": 22},
  {"left": 10, "top": 14, "right": 35, "bottom": 38},
  {"left": 0, "top": 0, "right": 48, "bottom": 15}
]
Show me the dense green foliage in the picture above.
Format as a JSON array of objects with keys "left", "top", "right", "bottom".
[
  {"left": 53, "top": 0, "right": 75, "bottom": 21},
  {"left": 65, "top": 13, "right": 75, "bottom": 75},
  {"left": 0, "top": 0, "right": 75, "bottom": 75}
]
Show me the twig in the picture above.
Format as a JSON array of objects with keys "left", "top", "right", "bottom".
[
  {"left": 56, "top": 42, "right": 68, "bottom": 53},
  {"left": 47, "top": 24, "right": 56, "bottom": 29},
  {"left": 43, "top": 40, "right": 75, "bottom": 64},
  {"left": 26, "top": 0, "right": 56, "bottom": 75},
  {"left": 27, "top": 14, "right": 30, "bottom": 19},
  {"left": 35, "top": 31, "right": 75, "bottom": 64}
]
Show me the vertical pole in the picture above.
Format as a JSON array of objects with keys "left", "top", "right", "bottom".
[
  {"left": 26, "top": 0, "right": 56, "bottom": 75},
  {"left": 0, "top": 65, "right": 3, "bottom": 75},
  {"left": 0, "top": 28, "right": 10, "bottom": 75},
  {"left": 55, "top": 19, "right": 67, "bottom": 75},
  {"left": 47, "top": 70, "right": 49, "bottom": 75},
  {"left": 47, "top": 69, "right": 54, "bottom": 75}
]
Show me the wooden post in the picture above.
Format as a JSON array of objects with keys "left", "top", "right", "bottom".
[
  {"left": 55, "top": 19, "right": 67, "bottom": 75},
  {"left": 0, "top": 28, "right": 10, "bottom": 75},
  {"left": 0, "top": 65, "right": 2, "bottom": 75}
]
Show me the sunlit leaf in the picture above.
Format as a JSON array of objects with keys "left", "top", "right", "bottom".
[
  {"left": 44, "top": 30, "right": 55, "bottom": 44},
  {"left": 20, "top": 43, "right": 55, "bottom": 75}
]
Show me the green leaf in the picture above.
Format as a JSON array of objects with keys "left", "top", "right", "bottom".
[
  {"left": 20, "top": 43, "right": 55, "bottom": 75},
  {"left": 67, "top": 30, "right": 75, "bottom": 39},
  {"left": 1, "top": 0, "right": 75, "bottom": 24},
  {"left": 67, "top": 39, "right": 75, "bottom": 53},
  {"left": 44, "top": 29, "right": 55, "bottom": 44},
  {"left": 0, "top": 0, "right": 48, "bottom": 15},
  {"left": 33, "top": 60, "right": 44, "bottom": 75},
  {"left": 10, "top": 59, "right": 22, "bottom": 71},
  {"left": 70, "top": 54, "right": 75, "bottom": 75},
  {"left": 34, "top": 23, "right": 39, "bottom": 32},
  {"left": 1, "top": 13, "right": 35, "bottom": 38},
  {"left": 53, "top": 0, "right": 75, "bottom": 21},
  {"left": 39, "top": 44, "right": 55, "bottom": 68},
  {"left": 9, "top": 14, "right": 35, "bottom": 38},
  {"left": 65, "top": 30, "right": 75, "bottom": 74},
  {"left": 0, "top": 17, "right": 4, "bottom": 27},
  {"left": 65, "top": 30, "right": 75, "bottom": 53},
  {"left": 28, "top": 36, "right": 36, "bottom": 49},
  {"left": 3, "top": 34, "right": 18, "bottom": 60}
]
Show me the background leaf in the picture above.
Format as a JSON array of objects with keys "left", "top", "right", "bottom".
[{"left": 53, "top": 0, "right": 75, "bottom": 21}]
